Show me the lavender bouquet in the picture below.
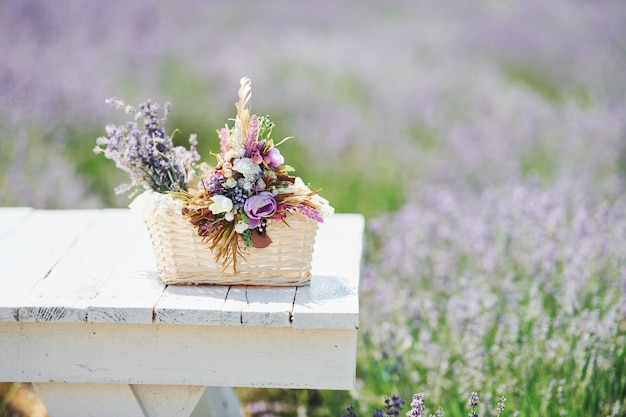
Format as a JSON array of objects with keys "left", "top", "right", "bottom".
[
  {"left": 95, "top": 77, "right": 333, "bottom": 282},
  {"left": 94, "top": 98, "right": 201, "bottom": 196}
]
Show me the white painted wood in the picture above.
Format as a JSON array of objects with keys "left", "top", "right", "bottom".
[
  {"left": 87, "top": 225, "right": 165, "bottom": 324},
  {"left": 292, "top": 214, "right": 364, "bottom": 329},
  {"left": 35, "top": 382, "right": 208, "bottom": 417},
  {"left": 33, "top": 382, "right": 146, "bottom": 417},
  {"left": 0, "top": 209, "right": 364, "bottom": 330},
  {"left": 18, "top": 210, "right": 143, "bottom": 323},
  {"left": 0, "top": 210, "right": 99, "bottom": 322},
  {"left": 220, "top": 286, "right": 248, "bottom": 325},
  {"left": 292, "top": 274, "right": 359, "bottom": 330},
  {"left": 131, "top": 384, "right": 206, "bottom": 417},
  {"left": 155, "top": 285, "right": 229, "bottom": 325},
  {"left": 0, "top": 321, "right": 357, "bottom": 389},
  {"left": 242, "top": 286, "right": 296, "bottom": 327},
  {"left": 0, "top": 209, "right": 363, "bottom": 403},
  {"left": 0, "top": 207, "right": 32, "bottom": 237},
  {"left": 311, "top": 215, "right": 365, "bottom": 278},
  {"left": 156, "top": 286, "right": 297, "bottom": 327},
  {"left": 191, "top": 387, "right": 244, "bottom": 417}
]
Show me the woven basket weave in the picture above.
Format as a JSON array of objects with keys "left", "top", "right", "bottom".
[{"left": 129, "top": 191, "right": 318, "bottom": 286}]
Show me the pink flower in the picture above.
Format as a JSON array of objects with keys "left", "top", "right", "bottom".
[
  {"left": 252, "top": 152, "right": 263, "bottom": 164},
  {"left": 244, "top": 115, "right": 259, "bottom": 157},
  {"left": 244, "top": 191, "right": 277, "bottom": 228},
  {"left": 219, "top": 128, "right": 230, "bottom": 154},
  {"left": 273, "top": 203, "right": 287, "bottom": 222}
]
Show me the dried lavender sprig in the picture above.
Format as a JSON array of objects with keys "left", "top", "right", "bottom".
[
  {"left": 384, "top": 395, "right": 405, "bottom": 416},
  {"left": 468, "top": 392, "right": 479, "bottom": 417},
  {"left": 406, "top": 393, "right": 425, "bottom": 417},
  {"left": 95, "top": 98, "right": 200, "bottom": 196},
  {"left": 342, "top": 403, "right": 358, "bottom": 417},
  {"left": 496, "top": 396, "right": 506, "bottom": 416}
]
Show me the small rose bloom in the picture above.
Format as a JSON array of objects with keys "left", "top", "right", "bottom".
[
  {"left": 224, "top": 178, "right": 237, "bottom": 188},
  {"left": 252, "top": 153, "right": 263, "bottom": 165},
  {"left": 209, "top": 194, "right": 234, "bottom": 215},
  {"left": 265, "top": 147, "right": 284, "bottom": 168},
  {"left": 233, "top": 157, "right": 262, "bottom": 180},
  {"left": 244, "top": 191, "right": 277, "bottom": 228}
]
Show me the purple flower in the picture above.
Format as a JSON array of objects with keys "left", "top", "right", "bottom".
[
  {"left": 467, "top": 392, "right": 479, "bottom": 417},
  {"left": 385, "top": 395, "right": 405, "bottom": 416},
  {"left": 406, "top": 393, "right": 424, "bottom": 417},
  {"left": 292, "top": 204, "right": 324, "bottom": 223},
  {"left": 94, "top": 98, "right": 200, "bottom": 195},
  {"left": 342, "top": 404, "right": 357, "bottom": 417},
  {"left": 264, "top": 146, "right": 284, "bottom": 168},
  {"left": 244, "top": 191, "right": 277, "bottom": 228}
]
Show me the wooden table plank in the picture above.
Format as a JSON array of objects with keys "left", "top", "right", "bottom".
[
  {"left": 154, "top": 285, "right": 229, "bottom": 325},
  {"left": 242, "top": 286, "right": 296, "bottom": 327},
  {"left": 18, "top": 210, "right": 143, "bottom": 323},
  {"left": 0, "top": 207, "right": 33, "bottom": 237},
  {"left": 0, "top": 210, "right": 365, "bottom": 328},
  {"left": 87, "top": 220, "right": 166, "bottom": 324},
  {"left": 0, "top": 321, "right": 357, "bottom": 389},
  {"left": 220, "top": 286, "right": 248, "bottom": 325},
  {"left": 0, "top": 210, "right": 99, "bottom": 322},
  {"left": 291, "top": 215, "right": 363, "bottom": 329}
]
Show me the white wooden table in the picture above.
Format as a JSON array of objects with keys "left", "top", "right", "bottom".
[{"left": 0, "top": 207, "right": 363, "bottom": 417}]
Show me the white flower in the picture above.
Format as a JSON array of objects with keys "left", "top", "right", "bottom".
[
  {"left": 224, "top": 211, "right": 235, "bottom": 222},
  {"left": 224, "top": 178, "right": 237, "bottom": 188},
  {"left": 311, "top": 194, "right": 335, "bottom": 218},
  {"left": 275, "top": 176, "right": 334, "bottom": 217},
  {"left": 233, "top": 157, "right": 261, "bottom": 181},
  {"left": 234, "top": 221, "right": 248, "bottom": 234},
  {"left": 277, "top": 176, "right": 308, "bottom": 194},
  {"left": 209, "top": 195, "right": 233, "bottom": 214}
]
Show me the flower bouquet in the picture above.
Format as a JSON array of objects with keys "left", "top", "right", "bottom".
[{"left": 94, "top": 77, "right": 333, "bottom": 286}]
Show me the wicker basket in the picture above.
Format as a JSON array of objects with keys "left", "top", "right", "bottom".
[{"left": 129, "top": 190, "right": 318, "bottom": 286}]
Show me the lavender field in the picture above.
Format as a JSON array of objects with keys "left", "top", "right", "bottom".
[{"left": 2, "top": 1, "right": 626, "bottom": 416}]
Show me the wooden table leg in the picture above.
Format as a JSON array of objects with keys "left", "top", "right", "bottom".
[
  {"left": 33, "top": 382, "right": 206, "bottom": 417},
  {"left": 191, "top": 387, "right": 244, "bottom": 417}
]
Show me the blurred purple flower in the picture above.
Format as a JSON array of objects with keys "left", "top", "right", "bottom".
[{"left": 406, "top": 393, "right": 424, "bottom": 417}]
